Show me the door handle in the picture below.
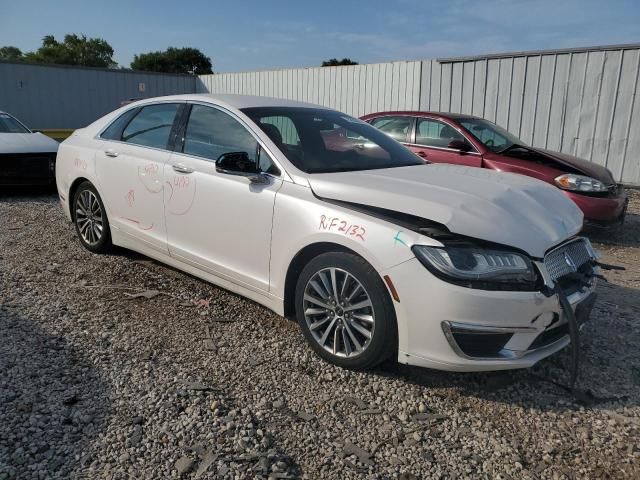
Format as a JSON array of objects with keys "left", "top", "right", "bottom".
[
  {"left": 104, "top": 149, "right": 119, "bottom": 157},
  {"left": 416, "top": 151, "right": 428, "bottom": 158},
  {"left": 172, "top": 163, "right": 194, "bottom": 174}
]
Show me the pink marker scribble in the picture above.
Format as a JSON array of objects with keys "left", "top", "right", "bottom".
[
  {"left": 137, "top": 163, "right": 163, "bottom": 193},
  {"left": 74, "top": 158, "right": 88, "bottom": 170},
  {"left": 167, "top": 175, "right": 196, "bottom": 215},
  {"left": 133, "top": 162, "right": 197, "bottom": 216},
  {"left": 165, "top": 181, "right": 174, "bottom": 201},
  {"left": 126, "top": 189, "right": 135, "bottom": 207},
  {"left": 123, "top": 217, "right": 154, "bottom": 231}
]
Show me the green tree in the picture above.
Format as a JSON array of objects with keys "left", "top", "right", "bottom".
[
  {"left": 0, "top": 46, "right": 23, "bottom": 61},
  {"left": 321, "top": 58, "right": 358, "bottom": 67},
  {"left": 131, "top": 47, "right": 213, "bottom": 74},
  {"left": 22, "top": 34, "right": 116, "bottom": 68}
]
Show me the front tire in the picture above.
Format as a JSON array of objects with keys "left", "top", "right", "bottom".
[
  {"left": 295, "top": 252, "right": 397, "bottom": 370},
  {"left": 72, "top": 181, "right": 112, "bottom": 253}
]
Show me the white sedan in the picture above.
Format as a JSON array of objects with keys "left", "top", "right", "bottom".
[
  {"left": 1, "top": 111, "right": 59, "bottom": 186},
  {"left": 56, "top": 94, "right": 598, "bottom": 371}
]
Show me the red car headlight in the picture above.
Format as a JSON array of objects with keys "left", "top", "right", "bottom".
[{"left": 555, "top": 174, "right": 607, "bottom": 193}]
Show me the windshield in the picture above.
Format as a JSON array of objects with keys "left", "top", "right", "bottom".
[
  {"left": 241, "top": 107, "right": 423, "bottom": 173},
  {"left": 457, "top": 117, "right": 524, "bottom": 152},
  {"left": 0, "top": 113, "right": 30, "bottom": 134}
]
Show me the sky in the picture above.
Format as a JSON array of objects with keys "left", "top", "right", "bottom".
[{"left": 1, "top": 0, "right": 639, "bottom": 72}]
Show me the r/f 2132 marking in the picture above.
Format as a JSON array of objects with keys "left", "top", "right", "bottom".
[{"left": 319, "top": 215, "right": 366, "bottom": 241}]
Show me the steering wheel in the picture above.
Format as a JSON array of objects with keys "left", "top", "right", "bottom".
[{"left": 484, "top": 139, "right": 494, "bottom": 147}]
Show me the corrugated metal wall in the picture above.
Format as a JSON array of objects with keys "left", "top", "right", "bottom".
[
  {"left": 197, "top": 61, "right": 423, "bottom": 118},
  {"left": 0, "top": 62, "right": 196, "bottom": 129},
  {"left": 198, "top": 45, "right": 640, "bottom": 184},
  {"left": 422, "top": 46, "right": 640, "bottom": 185},
  {"left": 2, "top": 46, "right": 639, "bottom": 183}
]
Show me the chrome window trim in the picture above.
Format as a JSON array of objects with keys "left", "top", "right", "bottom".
[{"left": 404, "top": 142, "right": 482, "bottom": 156}]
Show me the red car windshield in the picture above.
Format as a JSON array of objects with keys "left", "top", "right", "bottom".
[
  {"left": 0, "top": 113, "right": 30, "bottom": 134},
  {"left": 457, "top": 117, "right": 524, "bottom": 153}
]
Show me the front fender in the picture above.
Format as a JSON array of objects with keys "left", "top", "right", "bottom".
[{"left": 269, "top": 181, "right": 440, "bottom": 300}]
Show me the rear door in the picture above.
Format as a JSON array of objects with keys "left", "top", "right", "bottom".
[
  {"left": 96, "top": 102, "right": 182, "bottom": 254},
  {"left": 408, "top": 117, "right": 482, "bottom": 167}
]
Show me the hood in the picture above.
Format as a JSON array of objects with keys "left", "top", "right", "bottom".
[
  {"left": 0, "top": 132, "right": 59, "bottom": 154},
  {"left": 308, "top": 164, "right": 584, "bottom": 258},
  {"left": 528, "top": 146, "right": 616, "bottom": 185}
]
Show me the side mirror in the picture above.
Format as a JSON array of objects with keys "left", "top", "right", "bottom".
[
  {"left": 216, "top": 152, "right": 268, "bottom": 184},
  {"left": 448, "top": 139, "right": 472, "bottom": 153},
  {"left": 216, "top": 152, "right": 257, "bottom": 173}
]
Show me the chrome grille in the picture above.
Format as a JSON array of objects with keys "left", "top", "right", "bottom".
[{"left": 544, "top": 238, "right": 594, "bottom": 281}]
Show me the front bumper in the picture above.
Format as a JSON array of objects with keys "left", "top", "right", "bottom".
[
  {"left": 386, "top": 257, "right": 596, "bottom": 372},
  {"left": 0, "top": 152, "right": 56, "bottom": 186},
  {"left": 565, "top": 188, "right": 627, "bottom": 223}
]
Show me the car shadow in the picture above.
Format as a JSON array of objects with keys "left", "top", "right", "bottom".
[
  {"left": 370, "top": 280, "right": 640, "bottom": 413},
  {"left": 0, "top": 185, "right": 57, "bottom": 202},
  {"left": 0, "top": 307, "right": 111, "bottom": 478}
]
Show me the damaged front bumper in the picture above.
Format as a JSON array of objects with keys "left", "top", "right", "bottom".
[
  {"left": 440, "top": 287, "right": 595, "bottom": 362},
  {"left": 387, "top": 239, "right": 598, "bottom": 372}
]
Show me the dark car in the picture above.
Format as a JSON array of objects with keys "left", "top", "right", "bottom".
[
  {"left": 0, "top": 111, "right": 59, "bottom": 186},
  {"left": 362, "top": 111, "right": 628, "bottom": 225}
]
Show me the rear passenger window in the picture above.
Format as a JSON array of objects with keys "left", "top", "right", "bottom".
[
  {"left": 370, "top": 116, "right": 412, "bottom": 142},
  {"left": 121, "top": 104, "right": 179, "bottom": 149},
  {"left": 416, "top": 118, "right": 466, "bottom": 148},
  {"left": 183, "top": 105, "right": 258, "bottom": 163}
]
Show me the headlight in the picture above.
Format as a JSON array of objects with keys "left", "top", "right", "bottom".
[
  {"left": 412, "top": 244, "right": 538, "bottom": 289},
  {"left": 554, "top": 174, "right": 607, "bottom": 192}
]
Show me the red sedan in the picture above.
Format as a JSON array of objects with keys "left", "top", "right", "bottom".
[{"left": 362, "top": 111, "right": 628, "bottom": 225}]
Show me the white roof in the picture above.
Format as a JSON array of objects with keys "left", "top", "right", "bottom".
[{"left": 133, "top": 93, "right": 332, "bottom": 111}]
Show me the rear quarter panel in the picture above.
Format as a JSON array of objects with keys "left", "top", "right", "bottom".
[{"left": 55, "top": 132, "right": 104, "bottom": 220}]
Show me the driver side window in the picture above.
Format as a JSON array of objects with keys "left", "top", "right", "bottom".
[
  {"left": 459, "top": 120, "right": 509, "bottom": 149},
  {"left": 183, "top": 105, "right": 280, "bottom": 175},
  {"left": 183, "top": 105, "right": 258, "bottom": 164},
  {"left": 415, "top": 118, "right": 466, "bottom": 149}
]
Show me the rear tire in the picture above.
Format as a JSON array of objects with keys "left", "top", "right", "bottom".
[
  {"left": 295, "top": 252, "right": 397, "bottom": 370},
  {"left": 72, "top": 181, "right": 112, "bottom": 254}
]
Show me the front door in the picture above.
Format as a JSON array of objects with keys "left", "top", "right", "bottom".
[
  {"left": 96, "top": 103, "right": 182, "bottom": 253},
  {"left": 408, "top": 117, "right": 482, "bottom": 167},
  {"left": 164, "top": 103, "right": 283, "bottom": 292}
]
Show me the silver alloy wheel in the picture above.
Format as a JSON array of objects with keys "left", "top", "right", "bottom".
[
  {"left": 302, "top": 267, "right": 375, "bottom": 358},
  {"left": 75, "top": 190, "right": 103, "bottom": 246}
]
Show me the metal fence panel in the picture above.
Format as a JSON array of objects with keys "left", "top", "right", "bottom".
[
  {"left": 0, "top": 61, "right": 195, "bottom": 129},
  {"left": 4, "top": 45, "right": 640, "bottom": 183}
]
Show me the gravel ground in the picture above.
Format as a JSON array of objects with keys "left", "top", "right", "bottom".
[{"left": 1, "top": 188, "right": 639, "bottom": 479}]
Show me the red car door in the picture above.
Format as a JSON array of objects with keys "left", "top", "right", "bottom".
[{"left": 408, "top": 117, "right": 482, "bottom": 167}]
